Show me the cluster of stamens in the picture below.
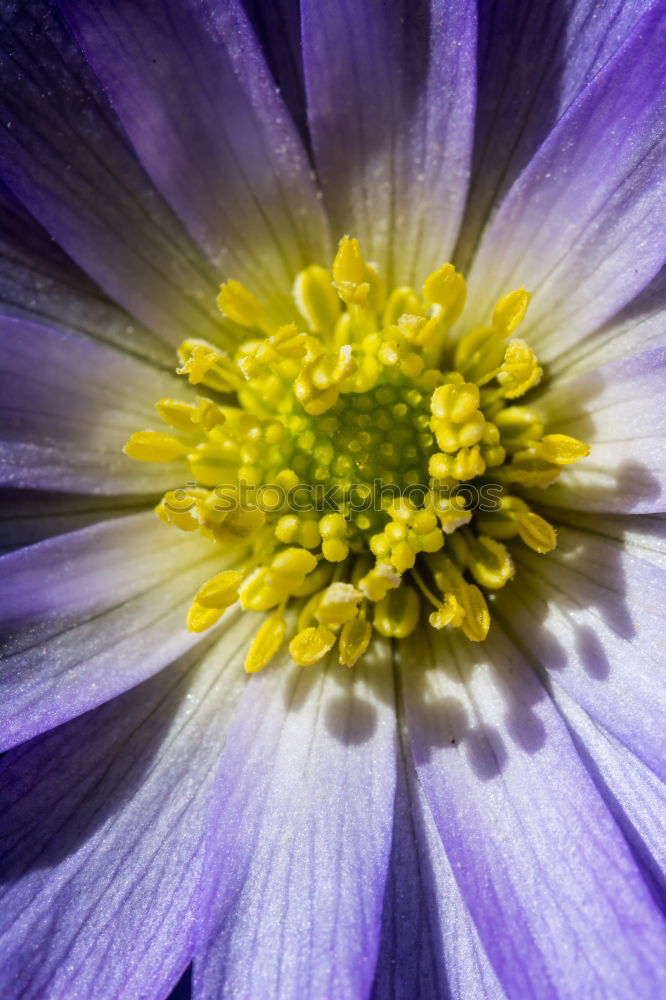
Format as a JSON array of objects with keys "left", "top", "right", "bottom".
[{"left": 125, "top": 237, "right": 588, "bottom": 672}]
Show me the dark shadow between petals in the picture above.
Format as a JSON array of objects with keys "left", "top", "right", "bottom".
[{"left": 0, "top": 637, "right": 218, "bottom": 879}]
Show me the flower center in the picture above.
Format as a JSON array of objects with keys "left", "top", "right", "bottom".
[
  {"left": 124, "top": 237, "right": 589, "bottom": 672},
  {"left": 249, "top": 362, "right": 437, "bottom": 540}
]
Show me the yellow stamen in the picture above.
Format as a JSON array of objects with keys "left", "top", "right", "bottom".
[
  {"left": 245, "top": 614, "right": 287, "bottom": 673},
  {"left": 293, "top": 265, "right": 342, "bottom": 332},
  {"left": 316, "top": 583, "right": 364, "bottom": 626},
  {"left": 319, "top": 513, "right": 349, "bottom": 562},
  {"left": 156, "top": 490, "right": 202, "bottom": 532},
  {"left": 454, "top": 327, "right": 507, "bottom": 383},
  {"left": 496, "top": 339, "right": 543, "bottom": 398},
  {"left": 430, "top": 380, "right": 486, "bottom": 452},
  {"left": 514, "top": 511, "right": 557, "bottom": 553},
  {"left": 457, "top": 582, "right": 491, "bottom": 642},
  {"left": 492, "top": 287, "right": 531, "bottom": 336},
  {"left": 176, "top": 340, "right": 243, "bottom": 392},
  {"left": 374, "top": 586, "right": 421, "bottom": 638},
  {"left": 358, "top": 562, "right": 401, "bottom": 602},
  {"left": 123, "top": 431, "right": 189, "bottom": 462},
  {"left": 289, "top": 625, "right": 337, "bottom": 666},
  {"left": 187, "top": 602, "right": 224, "bottom": 633},
  {"left": 537, "top": 434, "right": 590, "bottom": 465},
  {"left": 217, "top": 279, "right": 270, "bottom": 331},
  {"left": 429, "top": 593, "right": 465, "bottom": 630},
  {"left": 241, "top": 548, "right": 318, "bottom": 612},
  {"left": 339, "top": 616, "right": 373, "bottom": 666},
  {"left": 194, "top": 570, "right": 245, "bottom": 610},
  {"left": 294, "top": 345, "right": 357, "bottom": 415},
  {"left": 452, "top": 532, "right": 515, "bottom": 590},
  {"left": 123, "top": 237, "right": 588, "bottom": 671},
  {"left": 332, "top": 236, "right": 370, "bottom": 306},
  {"left": 422, "top": 263, "right": 467, "bottom": 325}
]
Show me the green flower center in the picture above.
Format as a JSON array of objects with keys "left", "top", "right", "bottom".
[{"left": 262, "top": 370, "right": 435, "bottom": 540}]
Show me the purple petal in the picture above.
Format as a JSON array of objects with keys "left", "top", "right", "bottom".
[
  {"left": 0, "top": 513, "right": 222, "bottom": 748},
  {"left": 456, "top": 0, "right": 650, "bottom": 267},
  {"left": 0, "top": 180, "right": 171, "bottom": 365},
  {"left": 402, "top": 626, "right": 666, "bottom": 999},
  {"left": 548, "top": 684, "right": 666, "bottom": 906},
  {"left": 466, "top": 5, "right": 666, "bottom": 355},
  {"left": 0, "top": 632, "right": 247, "bottom": 1000},
  {"left": 526, "top": 347, "right": 666, "bottom": 513},
  {"left": 301, "top": 0, "right": 476, "bottom": 284},
  {"left": 194, "top": 655, "right": 397, "bottom": 1000},
  {"left": 0, "top": 2, "right": 224, "bottom": 343},
  {"left": 502, "top": 523, "right": 666, "bottom": 781},
  {"left": 372, "top": 752, "right": 448, "bottom": 1000},
  {"left": 373, "top": 741, "right": 504, "bottom": 1000},
  {"left": 61, "top": 0, "right": 331, "bottom": 315},
  {"left": 0, "top": 317, "right": 186, "bottom": 493}
]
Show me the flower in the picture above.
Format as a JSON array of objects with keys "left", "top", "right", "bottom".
[{"left": 0, "top": 1, "right": 664, "bottom": 998}]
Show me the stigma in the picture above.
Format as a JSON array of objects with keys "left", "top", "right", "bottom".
[{"left": 124, "top": 237, "right": 588, "bottom": 672}]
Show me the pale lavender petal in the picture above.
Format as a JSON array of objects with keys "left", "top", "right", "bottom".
[
  {"left": 541, "top": 508, "right": 666, "bottom": 570},
  {"left": 61, "top": 0, "right": 331, "bottom": 316},
  {"left": 194, "top": 654, "right": 397, "bottom": 1000},
  {"left": 0, "top": 513, "right": 223, "bottom": 748},
  {"left": 456, "top": 0, "right": 650, "bottom": 267},
  {"left": 0, "top": 317, "right": 187, "bottom": 493},
  {"left": 466, "top": 5, "right": 666, "bottom": 357},
  {"left": 0, "top": 2, "right": 224, "bottom": 344},
  {"left": 301, "top": 0, "right": 476, "bottom": 284},
  {"left": 549, "top": 266, "right": 666, "bottom": 378},
  {"left": 373, "top": 740, "right": 504, "bottom": 1000},
  {"left": 526, "top": 347, "right": 666, "bottom": 513},
  {"left": 402, "top": 625, "right": 666, "bottom": 999},
  {"left": 0, "top": 630, "right": 248, "bottom": 1000},
  {"left": 0, "top": 180, "right": 171, "bottom": 365},
  {"left": 502, "top": 523, "right": 666, "bottom": 781}
]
